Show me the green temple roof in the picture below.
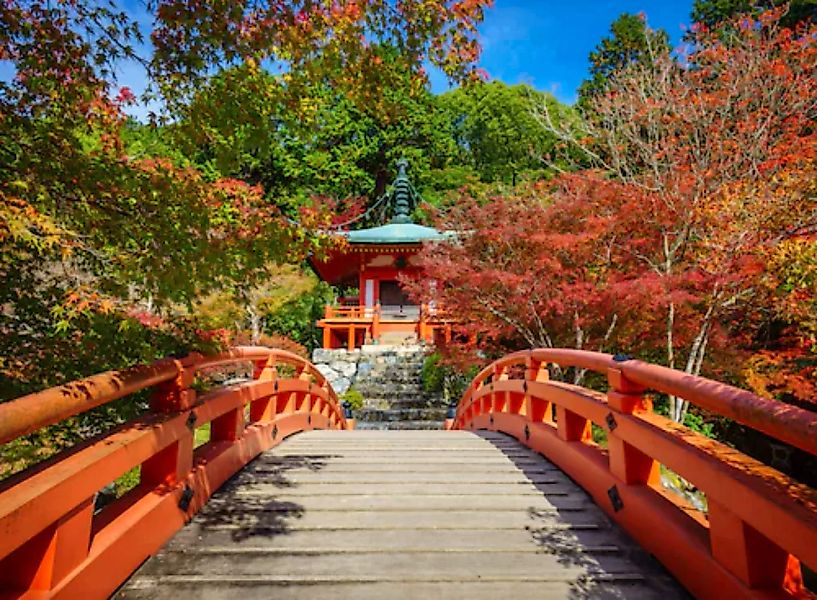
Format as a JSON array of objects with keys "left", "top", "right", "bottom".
[
  {"left": 345, "top": 222, "right": 450, "bottom": 244},
  {"left": 342, "top": 158, "right": 450, "bottom": 245}
]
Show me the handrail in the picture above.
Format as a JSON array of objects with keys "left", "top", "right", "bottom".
[
  {"left": 449, "top": 348, "right": 817, "bottom": 599},
  {"left": 461, "top": 349, "right": 817, "bottom": 456},
  {"left": 0, "top": 346, "right": 350, "bottom": 598},
  {"left": 324, "top": 304, "right": 378, "bottom": 319}
]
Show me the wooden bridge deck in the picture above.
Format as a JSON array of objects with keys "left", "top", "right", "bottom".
[{"left": 117, "top": 430, "right": 685, "bottom": 599}]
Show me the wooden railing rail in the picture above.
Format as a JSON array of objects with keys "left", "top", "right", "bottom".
[
  {"left": 0, "top": 347, "right": 349, "bottom": 599},
  {"left": 449, "top": 349, "right": 817, "bottom": 599},
  {"left": 324, "top": 304, "right": 379, "bottom": 320}
]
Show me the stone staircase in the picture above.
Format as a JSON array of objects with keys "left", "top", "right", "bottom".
[
  {"left": 311, "top": 345, "right": 446, "bottom": 430},
  {"left": 353, "top": 347, "right": 446, "bottom": 430}
]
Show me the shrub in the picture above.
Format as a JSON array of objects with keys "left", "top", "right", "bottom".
[
  {"left": 341, "top": 387, "right": 364, "bottom": 410},
  {"left": 422, "top": 352, "right": 479, "bottom": 403}
]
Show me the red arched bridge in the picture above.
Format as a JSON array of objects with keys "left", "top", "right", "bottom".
[{"left": 0, "top": 347, "right": 815, "bottom": 598}]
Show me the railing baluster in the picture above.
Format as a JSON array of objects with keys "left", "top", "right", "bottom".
[
  {"left": 211, "top": 408, "right": 245, "bottom": 442},
  {"left": 0, "top": 497, "right": 94, "bottom": 593},
  {"left": 555, "top": 406, "right": 590, "bottom": 442},
  {"left": 606, "top": 368, "right": 658, "bottom": 485},
  {"left": 142, "top": 437, "right": 194, "bottom": 486},
  {"left": 708, "top": 499, "right": 798, "bottom": 590}
]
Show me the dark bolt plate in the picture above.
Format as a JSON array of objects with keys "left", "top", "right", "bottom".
[
  {"left": 178, "top": 484, "right": 194, "bottom": 511},
  {"left": 608, "top": 485, "right": 624, "bottom": 512}
]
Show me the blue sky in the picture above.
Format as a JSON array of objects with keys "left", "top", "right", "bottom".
[{"left": 463, "top": 0, "right": 694, "bottom": 103}]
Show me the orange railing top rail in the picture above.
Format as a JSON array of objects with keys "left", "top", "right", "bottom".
[
  {"left": 463, "top": 348, "right": 817, "bottom": 457},
  {"left": 0, "top": 346, "right": 332, "bottom": 446}
]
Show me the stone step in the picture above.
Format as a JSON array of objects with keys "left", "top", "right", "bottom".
[
  {"left": 354, "top": 381, "right": 424, "bottom": 390},
  {"left": 357, "top": 395, "right": 427, "bottom": 403},
  {"left": 359, "top": 403, "right": 444, "bottom": 414},
  {"left": 356, "top": 408, "right": 448, "bottom": 422},
  {"left": 354, "top": 421, "right": 445, "bottom": 430}
]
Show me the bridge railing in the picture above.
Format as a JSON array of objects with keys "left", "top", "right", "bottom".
[
  {"left": 0, "top": 346, "right": 349, "bottom": 599},
  {"left": 449, "top": 349, "right": 817, "bottom": 599}
]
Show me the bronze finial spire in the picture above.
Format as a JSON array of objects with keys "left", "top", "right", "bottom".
[{"left": 390, "top": 158, "right": 414, "bottom": 224}]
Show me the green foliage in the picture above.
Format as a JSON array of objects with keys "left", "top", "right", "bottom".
[
  {"left": 421, "top": 352, "right": 480, "bottom": 403},
  {"left": 438, "top": 82, "right": 579, "bottom": 185},
  {"left": 265, "top": 280, "right": 335, "bottom": 351},
  {"left": 177, "top": 51, "right": 459, "bottom": 206},
  {"left": 340, "top": 387, "right": 365, "bottom": 411},
  {"left": 578, "top": 13, "right": 670, "bottom": 106},
  {"left": 421, "top": 352, "right": 447, "bottom": 394},
  {"left": 683, "top": 410, "right": 716, "bottom": 438},
  {"left": 591, "top": 423, "right": 608, "bottom": 447},
  {"left": 653, "top": 396, "right": 716, "bottom": 438},
  {"left": 114, "top": 467, "right": 141, "bottom": 498}
]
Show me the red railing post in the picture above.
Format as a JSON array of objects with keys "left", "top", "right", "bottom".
[
  {"left": 0, "top": 497, "right": 94, "bottom": 593},
  {"left": 144, "top": 356, "right": 196, "bottom": 486},
  {"left": 555, "top": 406, "right": 591, "bottom": 442},
  {"left": 150, "top": 355, "right": 197, "bottom": 413},
  {"left": 525, "top": 356, "right": 551, "bottom": 423},
  {"left": 250, "top": 358, "right": 277, "bottom": 422},
  {"left": 372, "top": 303, "right": 381, "bottom": 341},
  {"left": 418, "top": 303, "right": 427, "bottom": 343},
  {"left": 708, "top": 499, "right": 799, "bottom": 590},
  {"left": 606, "top": 367, "right": 658, "bottom": 485}
]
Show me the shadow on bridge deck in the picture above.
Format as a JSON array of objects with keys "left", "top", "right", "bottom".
[{"left": 117, "top": 430, "right": 688, "bottom": 599}]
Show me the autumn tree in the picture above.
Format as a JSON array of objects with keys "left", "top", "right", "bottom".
[
  {"left": 577, "top": 13, "right": 669, "bottom": 106},
  {"left": 538, "top": 8, "right": 817, "bottom": 421},
  {"left": 0, "top": 0, "right": 491, "bottom": 400},
  {"left": 404, "top": 180, "right": 625, "bottom": 382},
  {"left": 690, "top": 0, "right": 817, "bottom": 30}
]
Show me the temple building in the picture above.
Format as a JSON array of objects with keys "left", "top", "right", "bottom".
[{"left": 310, "top": 160, "right": 452, "bottom": 349}]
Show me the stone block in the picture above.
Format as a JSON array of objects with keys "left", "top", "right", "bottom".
[
  {"left": 330, "top": 361, "right": 358, "bottom": 378},
  {"left": 315, "top": 364, "right": 339, "bottom": 381},
  {"left": 357, "top": 362, "right": 373, "bottom": 377},
  {"left": 333, "top": 377, "right": 352, "bottom": 395},
  {"left": 311, "top": 349, "right": 334, "bottom": 364}
]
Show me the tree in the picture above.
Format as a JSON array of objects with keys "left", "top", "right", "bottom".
[
  {"left": 404, "top": 181, "right": 624, "bottom": 383},
  {"left": 438, "top": 82, "right": 578, "bottom": 185},
  {"left": 577, "top": 13, "right": 670, "bottom": 106},
  {"left": 0, "top": 0, "right": 491, "bottom": 401},
  {"left": 149, "top": 0, "right": 492, "bottom": 115},
  {"left": 691, "top": 0, "right": 817, "bottom": 30},
  {"left": 539, "top": 8, "right": 817, "bottom": 421}
]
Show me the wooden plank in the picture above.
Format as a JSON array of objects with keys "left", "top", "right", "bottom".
[{"left": 118, "top": 430, "right": 686, "bottom": 599}]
